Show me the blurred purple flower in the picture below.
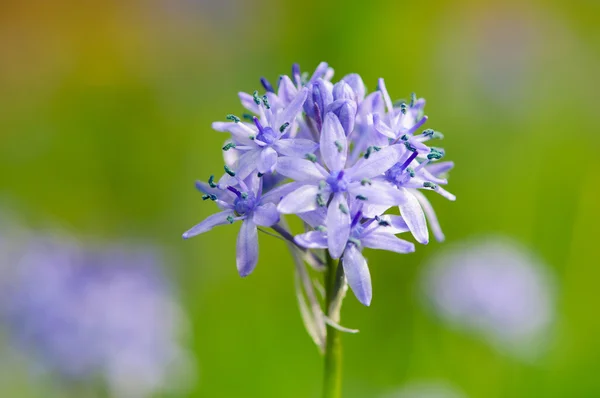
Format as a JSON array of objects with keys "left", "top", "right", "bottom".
[
  {"left": 421, "top": 237, "right": 556, "bottom": 358},
  {"left": 0, "top": 236, "right": 194, "bottom": 397}
]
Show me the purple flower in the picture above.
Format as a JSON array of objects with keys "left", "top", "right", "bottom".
[
  {"left": 212, "top": 86, "right": 317, "bottom": 184},
  {"left": 277, "top": 113, "right": 406, "bottom": 258},
  {"left": 421, "top": 237, "right": 555, "bottom": 358},
  {"left": 295, "top": 207, "right": 414, "bottom": 306},
  {"left": 0, "top": 236, "right": 194, "bottom": 396},
  {"left": 347, "top": 79, "right": 457, "bottom": 244},
  {"left": 183, "top": 174, "right": 293, "bottom": 276},
  {"left": 183, "top": 61, "right": 455, "bottom": 310}
]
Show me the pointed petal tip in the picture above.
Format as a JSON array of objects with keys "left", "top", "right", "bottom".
[
  {"left": 356, "top": 289, "right": 372, "bottom": 306},
  {"left": 328, "top": 248, "right": 342, "bottom": 260},
  {"left": 238, "top": 269, "right": 253, "bottom": 278}
]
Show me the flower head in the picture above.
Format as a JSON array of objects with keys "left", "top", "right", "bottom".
[{"left": 183, "top": 61, "right": 455, "bottom": 306}]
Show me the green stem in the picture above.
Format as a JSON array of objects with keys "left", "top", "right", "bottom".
[{"left": 323, "top": 252, "right": 343, "bottom": 398}]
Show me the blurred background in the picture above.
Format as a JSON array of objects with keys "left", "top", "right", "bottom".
[{"left": 1, "top": 0, "right": 599, "bottom": 397}]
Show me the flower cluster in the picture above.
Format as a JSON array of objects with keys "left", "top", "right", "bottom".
[
  {"left": 183, "top": 62, "right": 455, "bottom": 306},
  {"left": 0, "top": 235, "right": 194, "bottom": 397}
]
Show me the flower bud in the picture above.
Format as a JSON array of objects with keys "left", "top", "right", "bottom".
[
  {"left": 342, "top": 73, "right": 366, "bottom": 102},
  {"left": 326, "top": 99, "right": 357, "bottom": 135}
]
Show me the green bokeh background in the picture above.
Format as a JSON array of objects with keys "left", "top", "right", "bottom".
[{"left": 1, "top": 0, "right": 599, "bottom": 397}]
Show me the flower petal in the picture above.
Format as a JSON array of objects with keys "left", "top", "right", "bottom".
[
  {"left": 309, "top": 62, "right": 330, "bottom": 84},
  {"left": 277, "top": 87, "right": 309, "bottom": 127},
  {"left": 273, "top": 138, "right": 319, "bottom": 158},
  {"left": 361, "top": 232, "right": 415, "bottom": 254},
  {"left": 347, "top": 144, "right": 403, "bottom": 180},
  {"left": 372, "top": 113, "right": 396, "bottom": 138},
  {"left": 182, "top": 210, "right": 234, "bottom": 239},
  {"left": 360, "top": 203, "right": 392, "bottom": 218},
  {"left": 276, "top": 157, "right": 326, "bottom": 182},
  {"left": 297, "top": 208, "right": 327, "bottom": 228},
  {"left": 320, "top": 113, "right": 347, "bottom": 171},
  {"left": 277, "top": 185, "right": 321, "bottom": 214},
  {"left": 377, "top": 78, "right": 394, "bottom": 113},
  {"left": 252, "top": 202, "right": 280, "bottom": 227},
  {"left": 342, "top": 245, "right": 372, "bottom": 306},
  {"left": 294, "top": 231, "right": 328, "bottom": 249},
  {"left": 277, "top": 75, "right": 298, "bottom": 104},
  {"left": 332, "top": 81, "right": 354, "bottom": 101},
  {"left": 327, "top": 193, "right": 351, "bottom": 259},
  {"left": 350, "top": 180, "right": 404, "bottom": 206},
  {"left": 261, "top": 181, "right": 302, "bottom": 204},
  {"left": 397, "top": 188, "right": 429, "bottom": 244},
  {"left": 236, "top": 219, "right": 259, "bottom": 277},
  {"left": 195, "top": 180, "right": 222, "bottom": 197},
  {"left": 376, "top": 215, "right": 410, "bottom": 234},
  {"left": 412, "top": 189, "right": 445, "bottom": 242},
  {"left": 425, "top": 161, "right": 454, "bottom": 177},
  {"left": 326, "top": 99, "right": 357, "bottom": 136},
  {"left": 342, "top": 73, "right": 365, "bottom": 101},
  {"left": 212, "top": 122, "right": 256, "bottom": 146},
  {"left": 239, "top": 92, "right": 260, "bottom": 114},
  {"left": 258, "top": 147, "right": 278, "bottom": 174},
  {"left": 233, "top": 149, "right": 262, "bottom": 181}
]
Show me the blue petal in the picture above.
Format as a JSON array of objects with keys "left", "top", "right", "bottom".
[
  {"left": 295, "top": 231, "right": 328, "bottom": 249},
  {"left": 236, "top": 219, "right": 259, "bottom": 277},
  {"left": 182, "top": 210, "right": 234, "bottom": 239},
  {"left": 347, "top": 145, "right": 403, "bottom": 180},
  {"left": 412, "top": 190, "right": 445, "bottom": 242},
  {"left": 350, "top": 180, "right": 404, "bottom": 206},
  {"left": 342, "top": 73, "right": 365, "bottom": 101},
  {"left": 238, "top": 92, "right": 260, "bottom": 114},
  {"left": 258, "top": 147, "right": 278, "bottom": 174},
  {"left": 326, "top": 100, "right": 357, "bottom": 136},
  {"left": 276, "top": 157, "right": 326, "bottom": 182},
  {"left": 332, "top": 81, "right": 355, "bottom": 101},
  {"left": 277, "top": 185, "right": 320, "bottom": 214},
  {"left": 425, "top": 161, "right": 454, "bottom": 177},
  {"left": 377, "top": 78, "right": 394, "bottom": 112},
  {"left": 277, "top": 75, "right": 298, "bottom": 104},
  {"left": 273, "top": 138, "right": 319, "bottom": 158},
  {"left": 234, "top": 149, "right": 263, "bottom": 181},
  {"left": 212, "top": 122, "right": 256, "bottom": 146},
  {"left": 278, "top": 87, "right": 309, "bottom": 127},
  {"left": 360, "top": 232, "right": 415, "bottom": 254},
  {"left": 397, "top": 188, "right": 429, "bottom": 244},
  {"left": 252, "top": 203, "right": 280, "bottom": 227},
  {"left": 320, "top": 113, "right": 347, "bottom": 171},
  {"left": 342, "top": 245, "right": 372, "bottom": 306},
  {"left": 326, "top": 193, "right": 351, "bottom": 259},
  {"left": 261, "top": 182, "right": 302, "bottom": 205},
  {"left": 308, "top": 62, "right": 330, "bottom": 84},
  {"left": 376, "top": 215, "right": 410, "bottom": 234},
  {"left": 372, "top": 113, "right": 396, "bottom": 138}
]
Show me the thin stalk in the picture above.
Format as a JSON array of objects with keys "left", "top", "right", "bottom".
[{"left": 323, "top": 252, "right": 343, "bottom": 398}]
